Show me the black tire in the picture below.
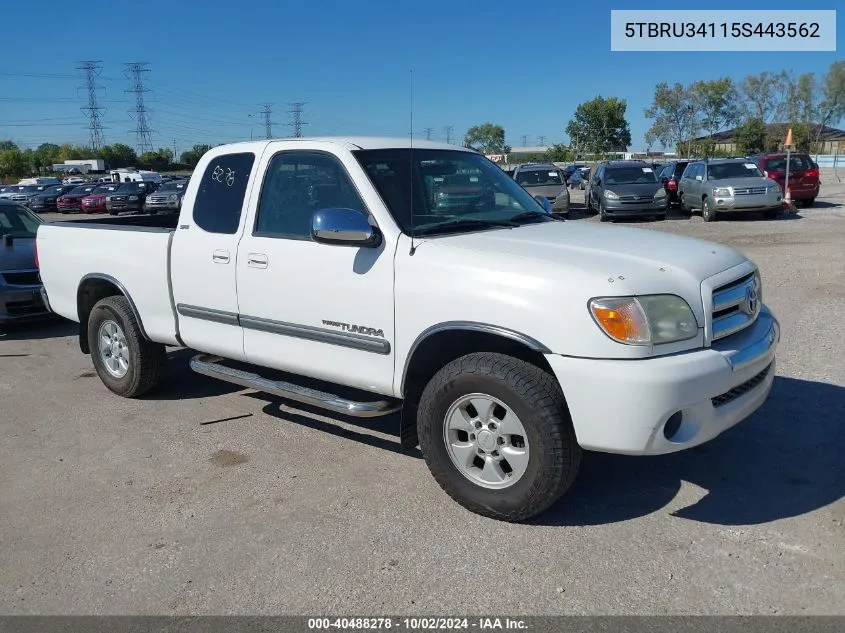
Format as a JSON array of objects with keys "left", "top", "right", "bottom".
[
  {"left": 87, "top": 295, "right": 165, "bottom": 398},
  {"left": 805, "top": 197, "right": 816, "bottom": 208},
  {"left": 584, "top": 191, "right": 592, "bottom": 213},
  {"left": 763, "top": 208, "right": 779, "bottom": 219},
  {"left": 701, "top": 197, "right": 716, "bottom": 222},
  {"left": 417, "top": 352, "right": 581, "bottom": 522},
  {"left": 598, "top": 200, "right": 609, "bottom": 222},
  {"left": 108, "top": 210, "right": 118, "bottom": 216},
  {"left": 654, "top": 213, "right": 667, "bottom": 221}
]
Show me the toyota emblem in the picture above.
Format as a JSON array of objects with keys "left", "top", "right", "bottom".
[{"left": 742, "top": 283, "right": 759, "bottom": 315}]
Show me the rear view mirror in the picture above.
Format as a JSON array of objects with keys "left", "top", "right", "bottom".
[{"left": 312, "top": 208, "right": 381, "bottom": 247}]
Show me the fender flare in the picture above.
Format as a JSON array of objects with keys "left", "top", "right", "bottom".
[{"left": 77, "top": 273, "right": 149, "bottom": 353}]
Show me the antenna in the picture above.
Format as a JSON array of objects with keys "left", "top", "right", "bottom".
[{"left": 409, "top": 69, "right": 416, "bottom": 256}]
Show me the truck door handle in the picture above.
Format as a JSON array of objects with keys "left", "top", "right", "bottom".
[
  {"left": 212, "top": 249, "right": 230, "bottom": 264},
  {"left": 247, "top": 253, "right": 268, "bottom": 269}
]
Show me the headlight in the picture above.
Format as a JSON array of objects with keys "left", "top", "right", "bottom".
[
  {"left": 713, "top": 187, "right": 732, "bottom": 197},
  {"left": 129, "top": 195, "right": 139, "bottom": 201},
  {"left": 653, "top": 188, "right": 666, "bottom": 198},
  {"left": 604, "top": 190, "right": 619, "bottom": 200},
  {"left": 589, "top": 295, "right": 699, "bottom": 345},
  {"left": 169, "top": 194, "right": 178, "bottom": 201}
]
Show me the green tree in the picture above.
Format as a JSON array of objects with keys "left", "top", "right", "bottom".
[
  {"left": 33, "top": 143, "right": 61, "bottom": 173},
  {"left": 645, "top": 82, "right": 699, "bottom": 158},
  {"left": 566, "top": 96, "right": 631, "bottom": 158},
  {"left": 463, "top": 123, "right": 508, "bottom": 154},
  {"left": 0, "top": 149, "right": 30, "bottom": 178},
  {"left": 692, "top": 78, "right": 741, "bottom": 154},
  {"left": 739, "top": 71, "right": 789, "bottom": 123},
  {"left": 545, "top": 143, "right": 573, "bottom": 162},
  {"left": 180, "top": 144, "right": 212, "bottom": 168},
  {"left": 0, "top": 140, "right": 20, "bottom": 152},
  {"left": 814, "top": 61, "right": 845, "bottom": 146},
  {"left": 99, "top": 144, "right": 138, "bottom": 169},
  {"left": 733, "top": 118, "right": 767, "bottom": 155},
  {"left": 138, "top": 148, "right": 174, "bottom": 170}
]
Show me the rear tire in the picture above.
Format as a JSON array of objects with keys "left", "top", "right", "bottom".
[
  {"left": 87, "top": 295, "right": 165, "bottom": 398},
  {"left": 417, "top": 352, "right": 581, "bottom": 522},
  {"left": 805, "top": 197, "right": 816, "bottom": 208}
]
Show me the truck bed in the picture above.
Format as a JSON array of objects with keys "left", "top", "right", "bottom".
[{"left": 37, "top": 215, "right": 180, "bottom": 345}]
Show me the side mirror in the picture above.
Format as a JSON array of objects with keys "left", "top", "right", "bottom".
[
  {"left": 312, "top": 208, "right": 381, "bottom": 247},
  {"left": 534, "top": 195, "right": 552, "bottom": 214},
  {"left": 695, "top": 175, "right": 703, "bottom": 181}
]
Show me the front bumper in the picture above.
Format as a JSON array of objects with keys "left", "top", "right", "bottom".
[
  {"left": 713, "top": 193, "right": 782, "bottom": 211},
  {"left": 604, "top": 198, "right": 668, "bottom": 216},
  {"left": 144, "top": 200, "right": 180, "bottom": 212},
  {"left": 0, "top": 284, "right": 51, "bottom": 323},
  {"left": 106, "top": 200, "right": 144, "bottom": 212},
  {"left": 546, "top": 307, "right": 779, "bottom": 455}
]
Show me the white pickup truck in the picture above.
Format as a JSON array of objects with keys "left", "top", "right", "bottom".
[{"left": 36, "top": 138, "right": 780, "bottom": 521}]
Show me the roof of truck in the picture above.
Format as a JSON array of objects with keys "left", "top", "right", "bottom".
[{"left": 218, "top": 137, "right": 475, "bottom": 152}]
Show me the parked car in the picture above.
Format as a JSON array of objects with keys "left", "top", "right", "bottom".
[
  {"left": 568, "top": 170, "right": 589, "bottom": 190},
  {"left": 81, "top": 185, "right": 119, "bottom": 213},
  {"left": 0, "top": 185, "right": 49, "bottom": 205},
  {"left": 677, "top": 158, "right": 783, "bottom": 221},
  {"left": 37, "top": 137, "right": 779, "bottom": 523},
  {"left": 750, "top": 153, "right": 820, "bottom": 207},
  {"left": 656, "top": 161, "right": 691, "bottom": 208},
  {"left": 63, "top": 176, "right": 86, "bottom": 186},
  {"left": 0, "top": 200, "right": 50, "bottom": 324},
  {"left": 561, "top": 164, "right": 587, "bottom": 182},
  {"left": 106, "top": 181, "right": 158, "bottom": 215},
  {"left": 57, "top": 184, "right": 100, "bottom": 213},
  {"left": 27, "top": 184, "right": 78, "bottom": 213},
  {"left": 144, "top": 180, "right": 189, "bottom": 214},
  {"left": 512, "top": 163, "right": 570, "bottom": 216},
  {"left": 584, "top": 160, "right": 666, "bottom": 222}
]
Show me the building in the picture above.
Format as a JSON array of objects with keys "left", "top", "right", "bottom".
[
  {"left": 695, "top": 124, "right": 845, "bottom": 155},
  {"left": 50, "top": 159, "right": 106, "bottom": 174}
]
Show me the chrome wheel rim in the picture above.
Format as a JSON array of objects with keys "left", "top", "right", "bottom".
[
  {"left": 442, "top": 393, "right": 530, "bottom": 490},
  {"left": 97, "top": 320, "right": 130, "bottom": 378}
]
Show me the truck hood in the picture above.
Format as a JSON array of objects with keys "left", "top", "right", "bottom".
[
  {"left": 424, "top": 221, "right": 747, "bottom": 296},
  {"left": 0, "top": 237, "right": 37, "bottom": 271},
  {"left": 713, "top": 177, "right": 773, "bottom": 190}
]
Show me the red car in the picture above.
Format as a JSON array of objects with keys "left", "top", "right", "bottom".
[
  {"left": 751, "top": 153, "right": 820, "bottom": 207},
  {"left": 56, "top": 184, "right": 98, "bottom": 213},
  {"left": 80, "top": 185, "right": 118, "bottom": 213}
]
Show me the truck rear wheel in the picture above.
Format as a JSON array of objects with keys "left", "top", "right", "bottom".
[
  {"left": 416, "top": 352, "right": 581, "bottom": 522},
  {"left": 87, "top": 295, "right": 165, "bottom": 398}
]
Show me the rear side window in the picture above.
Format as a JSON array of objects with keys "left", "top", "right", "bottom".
[
  {"left": 674, "top": 163, "right": 688, "bottom": 178},
  {"left": 193, "top": 152, "right": 256, "bottom": 234},
  {"left": 765, "top": 156, "right": 812, "bottom": 172}
]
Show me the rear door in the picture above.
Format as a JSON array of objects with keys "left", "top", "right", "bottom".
[{"left": 170, "top": 149, "right": 260, "bottom": 361}]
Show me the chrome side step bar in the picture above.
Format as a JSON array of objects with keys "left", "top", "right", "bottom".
[{"left": 189, "top": 353, "right": 401, "bottom": 418}]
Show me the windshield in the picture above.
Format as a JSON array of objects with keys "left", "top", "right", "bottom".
[
  {"left": 708, "top": 162, "right": 764, "bottom": 180},
  {"left": 604, "top": 166, "right": 658, "bottom": 185},
  {"left": 354, "top": 149, "right": 552, "bottom": 236},
  {"left": 70, "top": 186, "right": 96, "bottom": 195},
  {"left": 115, "top": 183, "right": 148, "bottom": 193},
  {"left": 92, "top": 186, "right": 117, "bottom": 195},
  {"left": 515, "top": 169, "right": 564, "bottom": 187},
  {"left": 0, "top": 205, "right": 42, "bottom": 238},
  {"left": 159, "top": 181, "right": 187, "bottom": 192}
]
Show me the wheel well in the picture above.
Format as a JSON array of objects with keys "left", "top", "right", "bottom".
[
  {"left": 76, "top": 276, "right": 144, "bottom": 354},
  {"left": 398, "top": 329, "right": 555, "bottom": 451}
]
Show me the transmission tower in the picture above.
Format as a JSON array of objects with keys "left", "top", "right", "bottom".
[
  {"left": 124, "top": 62, "right": 154, "bottom": 153},
  {"left": 537, "top": 135, "right": 546, "bottom": 146},
  {"left": 422, "top": 127, "right": 434, "bottom": 140},
  {"left": 521, "top": 135, "right": 529, "bottom": 147},
  {"left": 77, "top": 60, "right": 106, "bottom": 150},
  {"left": 286, "top": 102, "right": 308, "bottom": 138},
  {"left": 262, "top": 103, "right": 275, "bottom": 139},
  {"left": 443, "top": 125, "right": 454, "bottom": 144}
]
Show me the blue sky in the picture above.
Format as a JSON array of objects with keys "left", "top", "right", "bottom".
[{"left": 0, "top": 0, "right": 841, "bottom": 154}]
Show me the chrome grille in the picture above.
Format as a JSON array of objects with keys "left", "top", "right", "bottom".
[
  {"left": 711, "top": 271, "right": 761, "bottom": 340},
  {"left": 712, "top": 363, "right": 772, "bottom": 408},
  {"left": 733, "top": 187, "right": 767, "bottom": 196}
]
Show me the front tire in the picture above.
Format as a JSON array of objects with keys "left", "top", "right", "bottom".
[
  {"left": 87, "top": 295, "right": 165, "bottom": 398},
  {"left": 417, "top": 352, "right": 581, "bottom": 522},
  {"left": 702, "top": 197, "right": 716, "bottom": 222},
  {"left": 598, "top": 200, "right": 609, "bottom": 222}
]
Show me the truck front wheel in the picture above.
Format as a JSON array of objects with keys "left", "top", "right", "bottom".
[
  {"left": 417, "top": 352, "right": 581, "bottom": 522},
  {"left": 87, "top": 295, "right": 165, "bottom": 398}
]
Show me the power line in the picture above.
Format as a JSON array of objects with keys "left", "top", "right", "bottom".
[
  {"left": 521, "top": 135, "right": 529, "bottom": 147},
  {"left": 124, "top": 62, "right": 154, "bottom": 153},
  {"left": 443, "top": 125, "right": 454, "bottom": 144},
  {"left": 423, "top": 127, "right": 434, "bottom": 140},
  {"left": 262, "top": 103, "right": 275, "bottom": 139},
  {"left": 537, "top": 135, "right": 546, "bottom": 146},
  {"left": 77, "top": 60, "right": 106, "bottom": 150},
  {"left": 286, "top": 102, "right": 308, "bottom": 138}
]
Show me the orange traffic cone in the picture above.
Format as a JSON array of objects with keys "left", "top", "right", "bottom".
[{"left": 784, "top": 187, "right": 794, "bottom": 212}]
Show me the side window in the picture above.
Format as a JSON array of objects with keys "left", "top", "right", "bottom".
[
  {"left": 193, "top": 152, "right": 256, "bottom": 234},
  {"left": 254, "top": 151, "right": 367, "bottom": 240}
]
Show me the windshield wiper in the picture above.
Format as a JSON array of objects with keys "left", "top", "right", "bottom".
[
  {"left": 508, "top": 210, "right": 557, "bottom": 223},
  {"left": 412, "top": 218, "right": 519, "bottom": 237}
]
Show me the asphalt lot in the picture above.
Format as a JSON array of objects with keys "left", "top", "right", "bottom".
[{"left": 2, "top": 187, "right": 844, "bottom": 615}]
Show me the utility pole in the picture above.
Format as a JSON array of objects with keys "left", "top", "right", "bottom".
[
  {"left": 521, "top": 135, "right": 529, "bottom": 147},
  {"left": 77, "top": 60, "right": 106, "bottom": 150},
  {"left": 124, "top": 62, "right": 154, "bottom": 154},
  {"left": 422, "top": 127, "right": 434, "bottom": 141},
  {"left": 172, "top": 139, "right": 178, "bottom": 165},
  {"left": 537, "top": 135, "right": 546, "bottom": 147},
  {"left": 261, "top": 103, "right": 274, "bottom": 139},
  {"left": 286, "top": 102, "right": 308, "bottom": 138},
  {"left": 443, "top": 125, "right": 454, "bottom": 144}
]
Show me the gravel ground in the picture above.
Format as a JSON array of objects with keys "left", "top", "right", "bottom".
[{"left": 1, "top": 188, "right": 844, "bottom": 616}]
